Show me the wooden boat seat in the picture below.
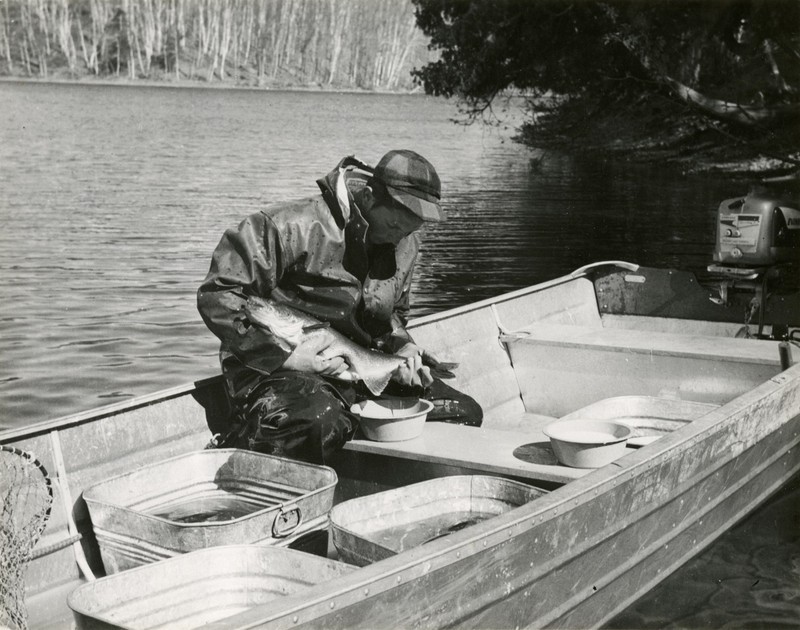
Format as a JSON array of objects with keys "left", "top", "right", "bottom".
[{"left": 344, "top": 421, "right": 588, "bottom": 485}]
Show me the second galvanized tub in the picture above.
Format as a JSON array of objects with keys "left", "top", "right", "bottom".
[
  {"left": 83, "top": 449, "right": 337, "bottom": 573},
  {"left": 68, "top": 545, "right": 356, "bottom": 630},
  {"left": 330, "top": 475, "right": 547, "bottom": 566}
]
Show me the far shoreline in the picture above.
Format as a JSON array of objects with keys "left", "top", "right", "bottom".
[{"left": 0, "top": 74, "right": 428, "bottom": 97}]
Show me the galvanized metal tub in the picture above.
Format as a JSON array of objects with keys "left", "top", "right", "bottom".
[
  {"left": 68, "top": 545, "right": 356, "bottom": 630},
  {"left": 330, "top": 475, "right": 547, "bottom": 566},
  {"left": 83, "top": 449, "right": 337, "bottom": 573}
]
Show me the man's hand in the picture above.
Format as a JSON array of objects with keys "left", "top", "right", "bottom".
[
  {"left": 391, "top": 343, "right": 433, "bottom": 388},
  {"left": 282, "top": 334, "right": 347, "bottom": 376}
]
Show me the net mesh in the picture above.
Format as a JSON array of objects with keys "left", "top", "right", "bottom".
[{"left": 1, "top": 447, "right": 53, "bottom": 630}]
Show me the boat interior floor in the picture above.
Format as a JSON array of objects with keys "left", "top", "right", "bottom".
[{"left": 28, "top": 580, "right": 79, "bottom": 630}]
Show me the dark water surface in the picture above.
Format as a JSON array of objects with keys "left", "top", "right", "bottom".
[{"left": 1, "top": 82, "right": 797, "bottom": 626}]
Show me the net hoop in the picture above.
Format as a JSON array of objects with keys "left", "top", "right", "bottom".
[{"left": 1, "top": 445, "right": 54, "bottom": 630}]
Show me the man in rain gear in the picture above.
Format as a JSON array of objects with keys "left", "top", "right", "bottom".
[{"left": 198, "top": 150, "right": 482, "bottom": 464}]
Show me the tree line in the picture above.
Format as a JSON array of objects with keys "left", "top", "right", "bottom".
[
  {"left": 0, "top": 0, "right": 433, "bottom": 90},
  {"left": 412, "top": 0, "right": 800, "bottom": 174}
]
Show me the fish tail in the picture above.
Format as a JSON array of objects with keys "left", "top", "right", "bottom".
[{"left": 362, "top": 373, "right": 394, "bottom": 397}]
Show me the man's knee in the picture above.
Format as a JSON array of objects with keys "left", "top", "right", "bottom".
[{"left": 241, "top": 372, "right": 356, "bottom": 464}]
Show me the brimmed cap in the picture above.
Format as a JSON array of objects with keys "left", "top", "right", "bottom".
[{"left": 373, "top": 150, "right": 444, "bottom": 222}]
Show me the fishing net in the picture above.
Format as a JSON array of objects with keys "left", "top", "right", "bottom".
[{"left": 0, "top": 446, "right": 53, "bottom": 630}]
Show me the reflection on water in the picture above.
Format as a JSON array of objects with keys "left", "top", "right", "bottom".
[{"left": 606, "top": 474, "right": 800, "bottom": 628}]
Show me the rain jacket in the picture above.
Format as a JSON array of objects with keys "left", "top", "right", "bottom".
[{"left": 198, "top": 158, "right": 420, "bottom": 404}]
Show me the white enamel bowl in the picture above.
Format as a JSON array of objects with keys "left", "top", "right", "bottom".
[
  {"left": 543, "top": 419, "right": 632, "bottom": 468},
  {"left": 350, "top": 398, "right": 433, "bottom": 442}
]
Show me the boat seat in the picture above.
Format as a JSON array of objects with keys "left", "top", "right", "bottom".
[
  {"left": 481, "top": 409, "right": 559, "bottom": 433},
  {"left": 500, "top": 323, "right": 785, "bottom": 417},
  {"left": 343, "top": 422, "right": 588, "bottom": 485},
  {"left": 407, "top": 277, "right": 604, "bottom": 436},
  {"left": 502, "top": 323, "right": 785, "bottom": 365}
]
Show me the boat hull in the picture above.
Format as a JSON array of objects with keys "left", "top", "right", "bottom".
[
  {"left": 2, "top": 264, "right": 798, "bottom": 629},
  {"left": 219, "top": 364, "right": 800, "bottom": 629}
]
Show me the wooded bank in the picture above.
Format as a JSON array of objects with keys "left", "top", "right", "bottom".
[
  {"left": 411, "top": 0, "right": 799, "bottom": 177},
  {"left": 0, "top": 0, "right": 433, "bottom": 90}
]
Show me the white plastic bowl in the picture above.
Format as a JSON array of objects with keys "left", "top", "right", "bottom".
[
  {"left": 350, "top": 398, "right": 433, "bottom": 442},
  {"left": 543, "top": 419, "right": 632, "bottom": 468}
]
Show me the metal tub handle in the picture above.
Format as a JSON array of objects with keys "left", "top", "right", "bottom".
[{"left": 272, "top": 505, "right": 302, "bottom": 538}]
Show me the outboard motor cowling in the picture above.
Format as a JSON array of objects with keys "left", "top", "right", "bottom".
[
  {"left": 711, "top": 192, "right": 800, "bottom": 268},
  {"left": 707, "top": 191, "right": 800, "bottom": 339}
]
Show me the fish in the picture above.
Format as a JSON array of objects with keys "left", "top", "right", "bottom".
[{"left": 244, "top": 295, "right": 407, "bottom": 396}]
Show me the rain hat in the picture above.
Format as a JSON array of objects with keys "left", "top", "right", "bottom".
[{"left": 373, "top": 150, "right": 444, "bottom": 222}]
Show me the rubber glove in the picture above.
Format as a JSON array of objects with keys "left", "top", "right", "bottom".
[{"left": 391, "top": 342, "right": 433, "bottom": 388}]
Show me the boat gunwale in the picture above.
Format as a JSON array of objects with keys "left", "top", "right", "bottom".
[
  {"left": 0, "top": 374, "right": 223, "bottom": 444},
  {"left": 547, "top": 431, "right": 800, "bottom": 628}
]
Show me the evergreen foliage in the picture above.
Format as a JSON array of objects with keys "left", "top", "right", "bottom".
[{"left": 412, "top": 0, "right": 800, "bottom": 173}]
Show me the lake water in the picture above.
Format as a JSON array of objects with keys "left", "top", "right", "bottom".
[
  {"left": 1, "top": 81, "right": 797, "bottom": 625},
  {"left": 0, "top": 81, "right": 739, "bottom": 428}
]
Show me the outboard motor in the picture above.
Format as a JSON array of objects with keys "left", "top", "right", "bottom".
[{"left": 707, "top": 191, "right": 800, "bottom": 339}]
